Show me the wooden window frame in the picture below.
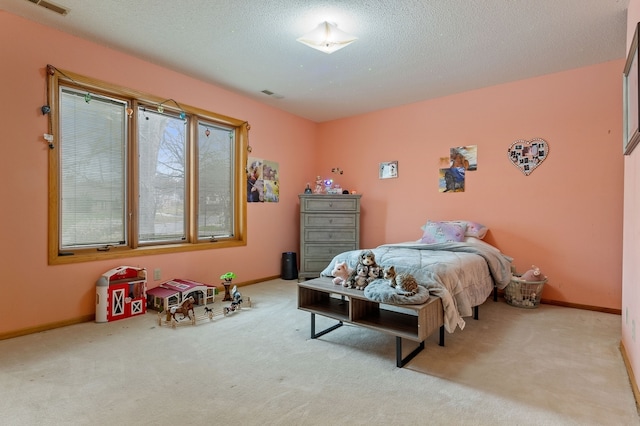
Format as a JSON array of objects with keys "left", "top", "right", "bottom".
[{"left": 46, "top": 66, "right": 247, "bottom": 265}]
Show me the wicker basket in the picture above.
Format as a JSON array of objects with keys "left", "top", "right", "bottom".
[{"left": 504, "top": 275, "right": 547, "bottom": 309}]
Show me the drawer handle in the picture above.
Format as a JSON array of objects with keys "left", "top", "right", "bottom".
[{"left": 329, "top": 219, "right": 333, "bottom": 224}]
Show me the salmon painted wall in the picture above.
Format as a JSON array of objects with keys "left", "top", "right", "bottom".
[
  {"left": 623, "top": 0, "right": 640, "bottom": 400},
  {"left": 316, "top": 60, "right": 624, "bottom": 310},
  {"left": 0, "top": 11, "right": 316, "bottom": 336},
  {"left": 0, "top": 9, "right": 626, "bottom": 338}
]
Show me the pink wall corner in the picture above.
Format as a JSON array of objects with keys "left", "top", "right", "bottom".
[
  {"left": 0, "top": 11, "right": 315, "bottom": 336},
  {"left": 623, "top": 0, "right": 640, "bottom": 402},
  {"left": 318, "top": 60, "right": 624, "bottom": 311}
]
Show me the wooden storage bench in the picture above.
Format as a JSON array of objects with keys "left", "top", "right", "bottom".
[{"left": 298, "top": 277, "right": 444, "bottom": 367}]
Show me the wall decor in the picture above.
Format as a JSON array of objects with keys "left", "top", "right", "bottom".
[
  {"left": 247, "top": 157, "right": 263, "bottom": 202},
  {"left": 450, "top": 145, "right": 477, "bottom": 170},
  {"left": 438, "top": 167, "right": 465, "bottom": 192},
  {"left": 379, "top": 161, "right": 398, "bottom": 179},
  {"left": 262, "top": 160, "right": 280, "bottom": 202},
  {"left": 624, "top": 22, "right": 640, "bottom": 155},
  {"left": 507, "top": 138, "right": 549, "bottom": 176},
  {"left": 437, "top": 145, "right": 476, "bottom": 193},
  {"left": 247, "top": 157, "right": 280, "bottom": 202}
]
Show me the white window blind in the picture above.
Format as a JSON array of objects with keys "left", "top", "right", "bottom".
[
  {"left": 138, "top": 107, "right": 187, "bottom": 243},
  {"left": 197, "top": 122, "right": 235, "bottom": 239},
  {"left": 59, "top": 88, "right": 127, "bottom": 248}
]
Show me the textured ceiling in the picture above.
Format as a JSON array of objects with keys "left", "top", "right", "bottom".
[{"left": 2, "top": 0, "right": 630, "bottom": 122}]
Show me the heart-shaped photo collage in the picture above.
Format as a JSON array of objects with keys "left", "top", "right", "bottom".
[{"left": 507, "top": 138, "right": 549, "bottom": 176}]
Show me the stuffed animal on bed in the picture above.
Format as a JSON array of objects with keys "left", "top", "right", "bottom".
[
  {"left": 331, "top": 261, "right": 353, "bottom": 286},
  {"left": 520, "top": 265, "right": 546, "bottom": 281},
  {"left": 345, "top": 250, "right": 381, "bottom": 289},
  {"left": 368, "top": 264, "right": 381, "bottom": 282},
  {"left": 383, "top": 265, "right": 419, "bottom": 296}
]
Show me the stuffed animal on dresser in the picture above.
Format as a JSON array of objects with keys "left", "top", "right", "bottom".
[
  {"left": 345, "top": 250, "right": 381, "bottom": 289},
  {"left": 383, "top": 265, "right": 419, "bottom": 296},
  {"left": 331, "top": 261, "right": 353, "bottom": 286}
]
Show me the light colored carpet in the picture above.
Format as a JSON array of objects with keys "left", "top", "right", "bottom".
[{"left": 0, "top": 279, "right": 638, "bottom": 426}]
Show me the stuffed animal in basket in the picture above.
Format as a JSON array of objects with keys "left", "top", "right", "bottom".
[
  {"left": 345, "top": 250, "right": 382, "bottom": 289},
  {"left": 520, "top": 265, "right": 546, "bottom": 281},
  {"left": 508, "top": 265, "right": 546, "bottom": 307},
  {"left": 331, "top": 261, "right": 353, "bottom": 286}
]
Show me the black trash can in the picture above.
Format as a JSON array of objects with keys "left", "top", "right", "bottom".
[{"left": 281, "top": 252, "right": 298, "bottom": 280}]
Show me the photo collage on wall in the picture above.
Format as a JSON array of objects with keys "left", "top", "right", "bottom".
[
  {"left": 438, "top": 145, "right": 477, "bottom": 193},
  {"left": 247, "top": 157, "right": 280, "bottom": 203},
  {"left": 507, "top": 138, "right": 548, "bottom": 176}
]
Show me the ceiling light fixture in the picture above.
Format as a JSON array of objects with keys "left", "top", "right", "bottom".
[{"left": 297, "top": 21, "right": 357, "bottom": 54}]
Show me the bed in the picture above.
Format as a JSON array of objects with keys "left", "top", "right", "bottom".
[{"left": 319, "top": 221, "right": 513, "bottom": 334}]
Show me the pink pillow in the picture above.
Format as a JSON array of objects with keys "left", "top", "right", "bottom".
[{"left": 420, "top": 221, "right": 466, "bottom": 244}]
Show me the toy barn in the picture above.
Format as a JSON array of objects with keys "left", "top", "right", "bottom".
[
  {"left": 96, "top": 266, "right": 147, "bottom": 323},
  {"left": 147, "top": 278, "right": 218, "bottom": 312}
]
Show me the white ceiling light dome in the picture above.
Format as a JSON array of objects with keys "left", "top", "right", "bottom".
[{"left": 297, "top": 21, "right": 357, "bottom": 54}]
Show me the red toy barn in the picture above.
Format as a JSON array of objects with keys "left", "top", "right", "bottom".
[{"left": 96, "top": 266, "right": 147, "bottom": 323}]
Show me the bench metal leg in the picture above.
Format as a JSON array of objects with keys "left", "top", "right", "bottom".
[
  {"left": 310, "top": 313, "right": 343, "bottom": 339},
  {"left": 396, "top": 337, "right": 425, "bottom": 368}
]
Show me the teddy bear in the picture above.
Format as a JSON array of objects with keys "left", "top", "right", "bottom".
[
  {"left": 345, "top": 250, "right": 382, "bottom": 289},
  {"left": 331, "top": 261, "right": 353, "bottom": 286},
  {"left": 520, "top": 265, "right": 546, "bottom": 281}
]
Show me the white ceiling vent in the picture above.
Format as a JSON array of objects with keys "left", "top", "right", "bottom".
[
  {"left": 26, "top": 0, "right": 69, "bottom": 16},
  {"left": 261, "top": 90, "right": 284, "bottom": 99}
]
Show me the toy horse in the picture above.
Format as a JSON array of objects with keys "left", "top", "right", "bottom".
[
  {"left": 166, "top": 296, "right": 195, "bottom": 322},
  {"left": 223, "top": 286, "right": 243, "bottom": 315}
]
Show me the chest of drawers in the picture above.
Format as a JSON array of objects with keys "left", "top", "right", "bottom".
[{"left": 298, "top": 194, "right": 361, "bottom": 280}]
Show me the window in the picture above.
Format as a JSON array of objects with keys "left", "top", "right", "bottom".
[
  {"left": 47, "top": 66, "right": 247, "bottom": 264},
  {"left": 137, "top": 106, "right": 187, "bottom": 244}
]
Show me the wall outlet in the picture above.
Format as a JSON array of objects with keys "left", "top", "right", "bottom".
[{"left": 154, "top": 268, "right": 161, "bottom": 281}]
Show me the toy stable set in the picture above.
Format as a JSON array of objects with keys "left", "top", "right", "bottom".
[{"left": 96, "top": 268, "right": 251, "bottom": 328}]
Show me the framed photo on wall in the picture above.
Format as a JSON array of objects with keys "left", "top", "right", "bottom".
[
  {"left": 624, "top": 22, "right": 640, "bottom": 155},
  {"left": 379, "top": 161, "right": 398, "bottom": 179}
]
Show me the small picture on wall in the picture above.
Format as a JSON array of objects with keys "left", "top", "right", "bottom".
[
  {"left": 379, "top": 161, "right": 398, "bottom": 179},
  {"left": 450, "top": 145, "right": 477, "bottom": 171},
  {"left": 262, "top": 160, "right": 280, "bottom": 203},
  {"left": 247, "top": 157, "right": 264, "bottom": 202},
  {"left": 439, "top": 167, "right": 465, "bottom": 192}
]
